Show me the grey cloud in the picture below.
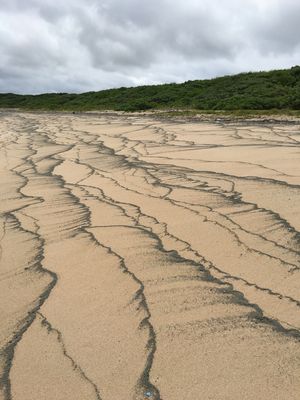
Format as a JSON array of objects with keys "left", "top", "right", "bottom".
[
  {"left": 250, "top": 1, "right": 300, "bottom": 54},
  {"left": 0, "top": 0, "right": 299, "bottom": 94}
]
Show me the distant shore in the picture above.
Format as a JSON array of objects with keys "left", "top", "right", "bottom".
[{"left": 2, "top": 107, "right": 300, "bottom": 125}]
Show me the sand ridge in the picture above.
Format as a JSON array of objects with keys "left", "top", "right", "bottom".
[{"left": 0, "top": 112, "right": 300, "bottom": 399}]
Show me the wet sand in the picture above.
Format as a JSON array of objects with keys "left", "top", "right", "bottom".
[{"left": 0, "top": 111, "right": 299, "bottom": 399}]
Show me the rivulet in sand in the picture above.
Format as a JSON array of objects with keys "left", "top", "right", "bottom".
[{"left": 0, "top": 112, "right": 299, "bottom": 400}]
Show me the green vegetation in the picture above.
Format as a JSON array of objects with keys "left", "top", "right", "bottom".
[{"left": 1, "top": 66, "right": 300, "bottom": 112}]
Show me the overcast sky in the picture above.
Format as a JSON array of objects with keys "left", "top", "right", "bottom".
[{"left": 0, "top": 0, "right": 299, "bottom": 94}]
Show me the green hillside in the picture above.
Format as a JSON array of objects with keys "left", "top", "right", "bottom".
[{"left": 1, "top": 66, "right": 300, "bottom": 112}]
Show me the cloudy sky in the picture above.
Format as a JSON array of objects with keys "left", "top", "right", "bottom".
[{"left": 0, "top": 0, "right": 299, "bottom": 94}]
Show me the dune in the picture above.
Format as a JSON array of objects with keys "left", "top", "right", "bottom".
[{"left": 0, "top": 111, "right": 299, "bottom": 399}]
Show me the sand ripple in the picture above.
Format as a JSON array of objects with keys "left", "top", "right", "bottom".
[{"left": 0, "top": 112, "right": 300, "bottom": 399}]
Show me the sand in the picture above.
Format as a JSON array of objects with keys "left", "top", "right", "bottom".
[{"left": 0, "top": 111, "right": 299, "bottom": 400}]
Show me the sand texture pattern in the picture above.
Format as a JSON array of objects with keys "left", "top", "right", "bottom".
[{"left": 0, "top": 112, "right": 300, "bottom": 400}]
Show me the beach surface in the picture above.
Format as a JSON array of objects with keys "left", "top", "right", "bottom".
[{"left": 0, "top": 111, "right": 300, "bottom": 400}]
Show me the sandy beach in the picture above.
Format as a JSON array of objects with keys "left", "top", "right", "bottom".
[{"left": 0, "top": 111, "right": 299, "bottom": 400}]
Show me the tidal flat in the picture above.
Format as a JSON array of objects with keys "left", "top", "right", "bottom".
[{"left": 0, "top": 111, "right": 300, "bottom": 400}]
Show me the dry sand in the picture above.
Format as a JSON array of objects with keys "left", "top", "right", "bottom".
[{"left": 0, "top": 111, "right": 300, "bottom": 399}]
